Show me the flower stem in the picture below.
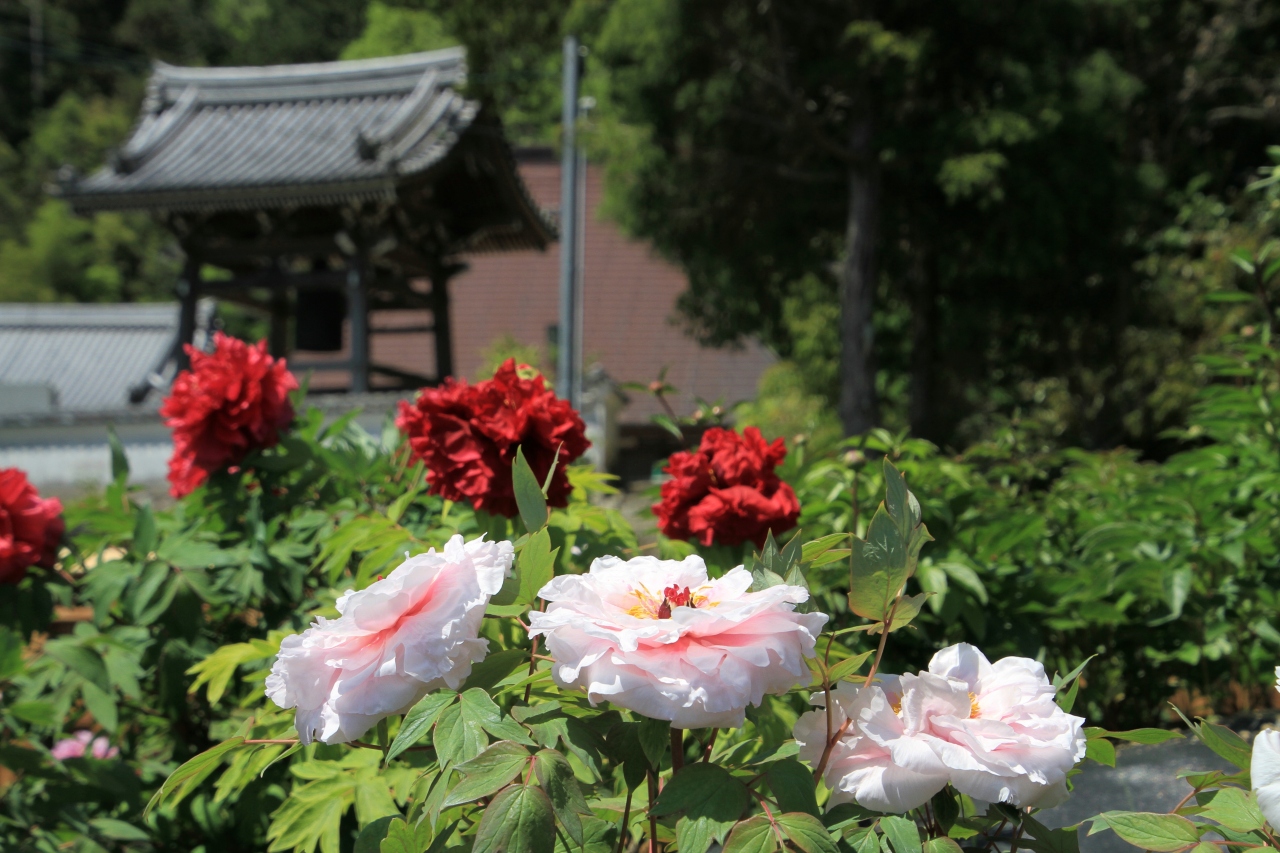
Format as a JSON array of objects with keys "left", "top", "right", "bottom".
[
  {"left": 670, "top": 728, "right": 684, "bottom": 772},
  {"left": 615, "top": 787, "right": 634, "bottom": 853},
  {"left": 863, "top": 593, "right": 902, "bottom": 686},
  {"left": 647, "top": 769, "right": 661, "bottom": 853},
  {"left": 701, "top": 729, "right": 717, "bottom": 763}
]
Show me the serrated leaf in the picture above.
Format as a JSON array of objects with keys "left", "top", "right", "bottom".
[
  {"left": 444, "top": 741, "right": 530, "bottom": 808},
  {"left": 387, "top": 692, "right": 456, "bottom": 763},
  {"left": 776, "top": 813, "right": 839, "bottom": 853},
  {"left": 879, "top": 815, "right": 922, "bottom": 853},
  {"left": 514, "top": 447, "right": 549, "bottom": 532},
  {"left": 724, "top": 816, "right": 779, "bottom": 853},
  {"left": 766, "top": 760, "right": 820, "bottom": 817},
  {"left": 1088, "top": 812, "right": 1200, "bottom": 851},
  {"left": 473, "top": 784, "right": 556, "bottom": 853},
  {"left": 535, "top": 748, "right": 591, "bottom": 844}
]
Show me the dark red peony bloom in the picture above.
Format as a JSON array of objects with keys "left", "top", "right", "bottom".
[
  {"left": 0, "top": 468, "right": 64, "bottom": 584},
  {"left": 653, "top": 427, "right": 800, "bottom": 549},
  {"left": 396, "top": 359, "right": 590, "bottom": 518},
  {"left": 161, "top": 333, "right": 298, "bottom": 498}
]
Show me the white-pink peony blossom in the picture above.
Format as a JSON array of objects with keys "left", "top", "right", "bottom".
[
  {"left": 1253, "top": 669, "right": 1280, "bottom": 828},
  {"left": 266, "top": 534, "right": 512, "bottom": 744},
  {"left": 796, "top": 643, "right": 1086, "bottom": 812},
  {"left": 51, "top": 730, "right": 117, "bottom": 760},
  {"left": 528, "top": 554, "right": 827, "bottom": 728},
  {"left": 1253, "top": 729, "right": 1280, "bottom": 829},
  {"left": 900, "top": 643, "right": 1086, "bottom": 808},
  {"left": 795, "top": 678, "right": 950, "bottom": 812}
]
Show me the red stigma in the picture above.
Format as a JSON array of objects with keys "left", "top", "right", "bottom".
[
  {"left": 660, "top": 584, "right": 694, "bottom": 615},
  {"left": 663, "top": 585, "right": 692, "bottom": 606}
]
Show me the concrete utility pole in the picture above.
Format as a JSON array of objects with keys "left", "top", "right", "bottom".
[
  {"left": 557, "top": 36, "right": 582, "bottom": 408},
  {"left": 29, "top": 0, "right": 44, "bottom": 106}
]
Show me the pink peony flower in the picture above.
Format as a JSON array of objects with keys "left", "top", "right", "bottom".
[
  {"left": 51, "top": 730, "right": 118, "bottom": 760},
  {"left": 797, "top": 643, "right": 1086, "bottom": 812},
  {"left": 266, "top": 535, "right": 513, "bottom": 744},
  {"left": 1253, "top": 668, "right": 1280, "bottom": 828},
  {"left": 528, "top": 554, "right": 827, "bottom": 729},
  {"left": 901, "top": 643, "right": 1086, "bottom": 808},
  {"left": 1254, "top": 729, "right": 1280, "bottom": 829},
  {"left": 795, "top": 678, "right": 950, "bottom": 812}
]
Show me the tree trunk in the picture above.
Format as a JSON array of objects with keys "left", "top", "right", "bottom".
[
  {"left": 838, "top": 118, "right": 881, "bottom": 436},
  {"left": 908, "top": 247, "right": 939, "bottom": 441}
]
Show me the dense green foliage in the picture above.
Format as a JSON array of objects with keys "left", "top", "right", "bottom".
[{"left": 572, "top": 0, "right": 1280, "bottom": 449}]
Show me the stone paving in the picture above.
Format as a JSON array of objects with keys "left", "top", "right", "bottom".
[{"left": 1037, "top": 738, "right": 1236, "bottom": 853}]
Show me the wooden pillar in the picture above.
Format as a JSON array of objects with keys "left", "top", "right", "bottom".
[
  {"left": 430, "top": 266, "right": 454, "bottom": 381},
  {"left": 347, "top": 257, "right": 369, "bottom": 392},
  {"left": 176, "top": 254, "right": 200, "bottom": 371}
]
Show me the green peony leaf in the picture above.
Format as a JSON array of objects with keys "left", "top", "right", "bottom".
[
  {"left": 534, "top": 748, "right": 591, "bottom": 844},
  {"left": 879, "top": 816, "right": 922, "bottom": 853},
  {"left": 775, "top": 813, "right": 839, "bottom": 853},
  {"left": 723, "top": 816, "right": 779, "bottom": 853},
  {"left": 766, "top": 759, "right": 820, "bottom": 817},
  {"left": 1087, "top": 812, "right": 1201, "bottom": 851},
  {"left": 443, "top": 741, "right": 531, "bottom": 808},
  {"left": 653, "top": 764, "right": 750, "bottom": 853},
  {"left": 514, "top": 446, "right": 549, "bottom": 532},
  {"left": 472, "top": 784, "right": 556, "bottom": 853},
  {"left": 1201, "top": 787, "right": 1266, "bottom": 832},
  {"left": 386, "top": 691, "right": 456, "bottom": 764}
]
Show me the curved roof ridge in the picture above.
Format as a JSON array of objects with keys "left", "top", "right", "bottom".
[
  {"left": 147, "top": 48, "right": 466, "bottom": 107},
  {"left": 152, "top": 47, "right": 465, "bottom": 86}
]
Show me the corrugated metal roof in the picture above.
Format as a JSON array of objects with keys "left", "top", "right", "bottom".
[{"left": 0, "top": 304, "right": 177, "bottom": 414}]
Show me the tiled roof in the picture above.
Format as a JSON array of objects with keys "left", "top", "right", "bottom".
[
  {"left": 0, "top": 304, "right": 181, "bottom": 417},
  {"left": 53, "top": 49, "right": 553, "bottom": 249}
]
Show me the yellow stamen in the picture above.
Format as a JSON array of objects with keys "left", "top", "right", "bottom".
[{"left": 969, "top": 692, "right": 981, "bottom": 719}]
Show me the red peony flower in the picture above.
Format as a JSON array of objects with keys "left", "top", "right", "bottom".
[
  {"left": 0, "top": 468, "right": 64, "bottom": 584},
  {"left": 396, "top": 359, "right": 589, "bottom": 518},
  {"left": 653, "top": 427, "right": 800, "bottom": 549},
  {"left": 161, "top": 333, "right": 298, "bottom": 498}
]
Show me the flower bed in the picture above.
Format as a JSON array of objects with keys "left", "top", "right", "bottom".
[{"left": 0, "top": 346, "right": 1277, "bottom": 853}]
